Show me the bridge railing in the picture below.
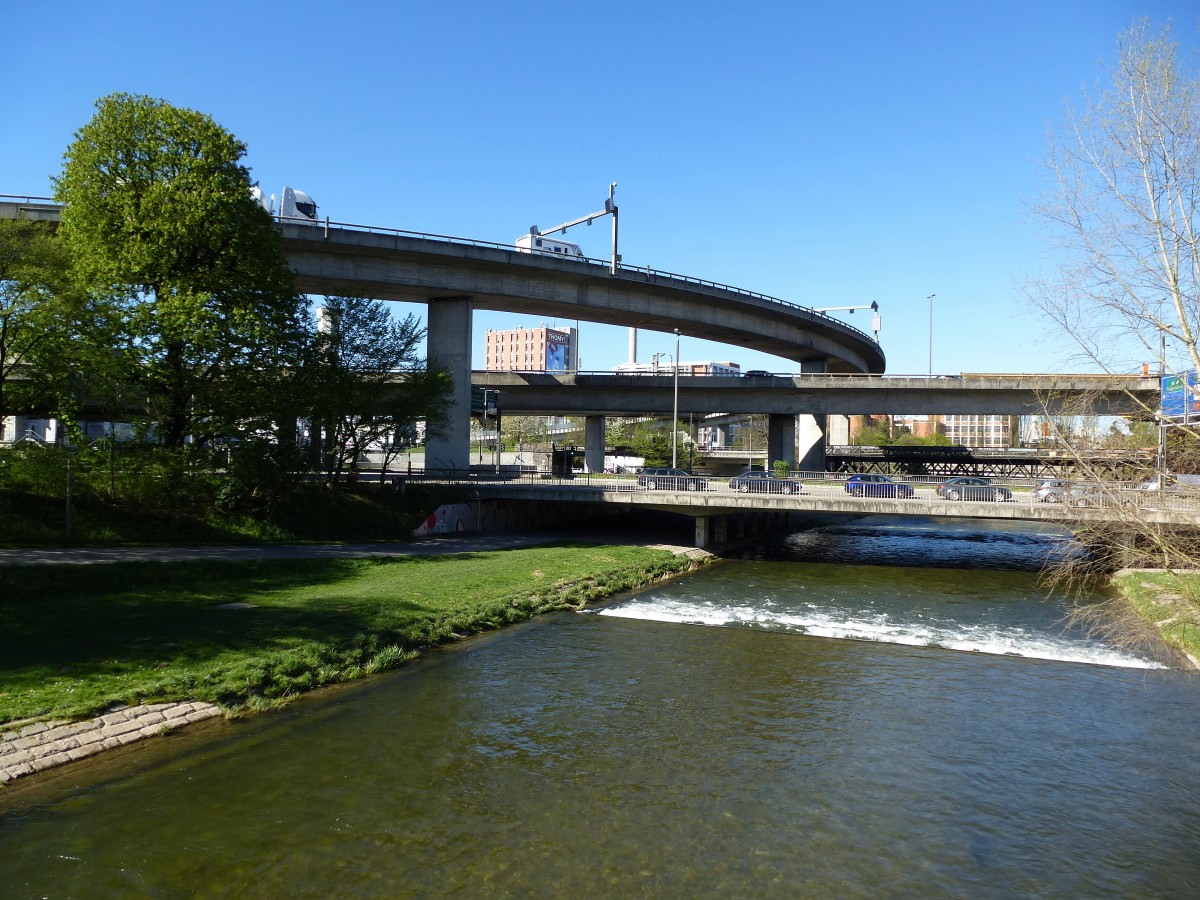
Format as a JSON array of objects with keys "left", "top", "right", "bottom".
[{"left": 308, "top": 215, "right": 878, "bottom": 344}]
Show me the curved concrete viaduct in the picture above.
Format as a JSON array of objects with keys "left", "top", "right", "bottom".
[
  {"left": 2, "top": 198, "right": 886, "bottom": 468},
  {"left": 274, "top": 221, "right": 888, "bottom": 468}
]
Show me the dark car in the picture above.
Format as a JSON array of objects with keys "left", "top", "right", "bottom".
[
  {"left": 637, "top": 467, "right": 708, "bottom": 491},
  {"left": 742, "top": 370, "right": 773, "bottom": 378},
  {"left": 844, "top": 474, "right": 916, "bottom": 498},
  {"left": 935, "top": 476, "right": 1012, "bottom": 502},
  {"left": 728, "top": 470, "right": 802, "bottom": 494}
]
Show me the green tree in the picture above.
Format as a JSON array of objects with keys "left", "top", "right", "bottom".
[
  {"left": 302, "top": 296, "right": 450, "bottom": 482},
  {"left": 501, "top": 415, "right": 548, "bottom": 452},
  {"left": 53, "top": 93, "right": 307, "bottom": 449},
  {"left": 0, "top": 220, "right": 81, "bottom": 427},
  {"left": 630, "top": 421, "right": 672, "bottom": 467},
  {"left": 734, "top": 416, "right": 768, "bottom": 453}
]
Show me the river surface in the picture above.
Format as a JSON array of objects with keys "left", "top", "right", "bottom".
[{"left": 2, "top": 516, "right": 1199, "bottom": 898}]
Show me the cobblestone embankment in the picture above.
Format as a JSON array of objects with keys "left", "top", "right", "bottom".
[{"left": 1, "top": 702, "right": 222, "bottom": 784}]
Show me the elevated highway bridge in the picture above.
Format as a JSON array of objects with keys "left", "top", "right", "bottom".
[
  {"left": 1, "top": 196, "right": 1159, "bottom": 473},
  {"left": 3, "top": 195, "right": 885, "bottom": 468}
]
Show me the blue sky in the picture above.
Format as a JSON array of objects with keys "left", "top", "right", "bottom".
[{"left": 3, "top": 1, "right": 1198, "bottom": 376}]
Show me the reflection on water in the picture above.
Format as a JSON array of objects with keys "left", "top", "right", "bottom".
[{"left": 3, "top": 518, "right": 1198, "bottom": 897}]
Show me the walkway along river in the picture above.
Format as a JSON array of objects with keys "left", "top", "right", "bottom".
[{"left": 2, "top": 516, "right": 1198, "bottom": 897}]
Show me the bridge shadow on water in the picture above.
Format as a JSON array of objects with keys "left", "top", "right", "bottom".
[{"left": 739, "top": 515, "right": 1077, "bottom": 572}]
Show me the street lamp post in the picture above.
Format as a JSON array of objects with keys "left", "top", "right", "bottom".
[
  {"left": 1159, "top": 324, "right": 1171, "bottom": 475},
  {"left": 927, "top": 294, "right": 936, "bottom": 376},
  {"left": 672, "top": 329, "right": 681, "bottom": 469}
]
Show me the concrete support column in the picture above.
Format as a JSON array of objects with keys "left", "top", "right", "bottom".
[
  {"left": 767, "top": 415, "right": 796, "bottom": 469},
  {"left": 827, "top": 414, "right": 850, "bottom": 447},
  {"left": 796, "top": 357, "right": 830, "bottom": 473},
  {"left": 797, "top": 416, "right": 827, "bottom": 473},
  {"left": 715, "top": 424, "right": 729, "bottom": 448},
  {"left": 584, "top": 415, "right": 606, "bottom": 474},
  {"left": 424, "top": 297, "right": 473, "bottom": 471},
  {"left": 694, "top": 515, "right": 710, "bottom": 548}
]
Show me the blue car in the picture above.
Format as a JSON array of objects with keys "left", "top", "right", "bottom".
[
  {"left": 729, "top": 471, "right": 801, "bottom": 494},
  {"left": 844, "top": 474, "right": 916, "bottom": 498}
]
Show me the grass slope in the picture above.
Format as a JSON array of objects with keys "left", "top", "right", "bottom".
[{"left": 0, "top": 544, "right": 695, "bottom": 726}]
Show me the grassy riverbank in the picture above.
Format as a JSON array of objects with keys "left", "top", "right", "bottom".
[
  {"left": 0, "top": 544, "right": 698, "bottom": 728},
  {"left": 1111, "top": 570, "right": 1200, "bottom": 668}
]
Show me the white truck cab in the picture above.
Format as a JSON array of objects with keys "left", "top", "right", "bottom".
[{"left": 250, "top": 186, "right": 320, "bottom": 223}]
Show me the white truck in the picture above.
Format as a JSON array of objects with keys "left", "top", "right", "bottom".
[
  {"left": 514, "top": 232, "right": 585, "bottom": 259},
  {"left": 251, "top": 186, "right": 320, "bottom": 223}
]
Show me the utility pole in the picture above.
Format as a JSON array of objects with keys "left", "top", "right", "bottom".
[{"left": 672, "top": 329, "right": 681, "bottom": 469}]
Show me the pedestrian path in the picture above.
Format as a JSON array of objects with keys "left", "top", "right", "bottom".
[{"left": 0, "top": 531, "right": 565, "bottom": 566}]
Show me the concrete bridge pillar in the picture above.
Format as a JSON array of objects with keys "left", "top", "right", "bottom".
[
  {"left": 767, "top": 415, "right": 796, "bottom": 469},
  {"left": 584, "top": 415, "right": 606, "bottom": 473},
  {"left": 827, "top": 414, "right": 850, "bottom": 446},
  {"left": 797, "top": 416, "right": 827, "bottom": 472},
  {"left": 796, "top": 358, "right": 829, "bottom": 473},
  {"left": 424, "top": 297, "right": 473, "bottom": 471}
]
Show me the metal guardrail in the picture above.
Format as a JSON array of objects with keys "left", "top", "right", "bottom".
[{"left": 386, "top": 467, "right": 1200, "bottom": 512}]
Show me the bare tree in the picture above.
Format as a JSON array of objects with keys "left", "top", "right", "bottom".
[
  {"left": 1029, "top": 21, "right": 1200, "bottom": 659},
  {"left": 1031, "top": 21, "right": 1200, "bottom": 382}
]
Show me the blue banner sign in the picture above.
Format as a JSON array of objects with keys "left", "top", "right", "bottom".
[{"left": 1162, "top": 370, "right": 1199, "bottom": 418}]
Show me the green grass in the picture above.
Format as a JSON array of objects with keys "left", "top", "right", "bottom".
[
  {"left": 1111, "top": 570, "right": 1200, "bottom": 664},
  {"left": 0, "top": 544, "right": 694, "bottom": 726}
]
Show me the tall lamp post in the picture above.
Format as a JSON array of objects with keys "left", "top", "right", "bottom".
[
  {"left": 672, "top": 328, "right": 681, "bottom": 469},
  {"left": 927, "top": 293, "right": 936, "bottom": 376}
]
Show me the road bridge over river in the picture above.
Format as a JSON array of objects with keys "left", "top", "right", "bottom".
[{"left": 414, "top": 471, "right": 1200, "bottom": 549}]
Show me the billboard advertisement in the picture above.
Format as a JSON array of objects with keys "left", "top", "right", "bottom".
[
  {"left": 545, "top": 329, "right": 570, "bottom": 372},
  {"left": 1162, "top": 370, "right": 1199, "bottom": 418}
]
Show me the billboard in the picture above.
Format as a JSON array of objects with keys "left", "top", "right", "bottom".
[
  {"left": 545, "top": 329, "right": 570, "bottom": 372},
  {"left": 1162, "top": 369, "right": 1200, "bottom": 418}
]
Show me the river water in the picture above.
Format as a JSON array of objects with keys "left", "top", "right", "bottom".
[{"left": 2, "top": 516, "right": 1199, "bottom": 898}]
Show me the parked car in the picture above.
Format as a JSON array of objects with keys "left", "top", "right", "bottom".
[
  {"left": 1067, "top": 483, "right": 1140, "bottom": 508},
  {"left": 637, "top": 467, "right": 708, "bottom": 491},
  {"left": 844, "top": 474, "right": 916, "bottom": 499},
  {"left": 1138, "top": 473, "right": 1200, "bottom": 494},
  {"left": 728, "top": 470, "right": 802, "bottom": 494},
  {"left": 935, "top": 476, "right": 1012, "bottom": 502},
  {"left": 1033, "top": 478, "right": 1074, "bottom": 503}
]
